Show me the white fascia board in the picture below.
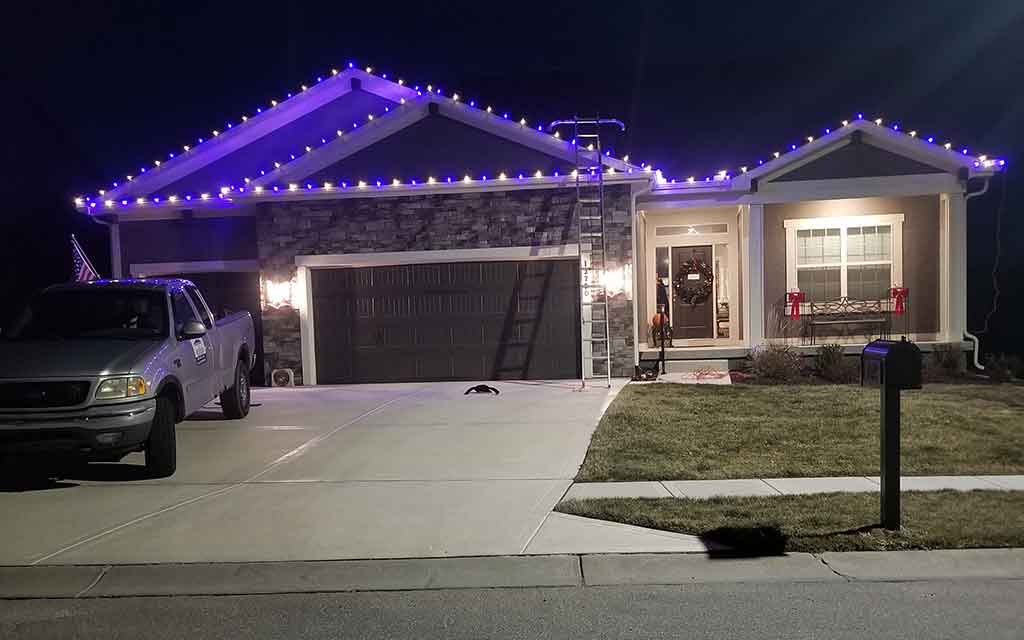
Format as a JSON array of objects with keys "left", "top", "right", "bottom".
[
  {"left": 100, "top": 69, "right": 417, "bottom": 201},
  {"left": 640, "top": 173, "right": 961, "bottom": 209},
  {"left": 253, "top": 98, "right": 432, "bottom": 187}
]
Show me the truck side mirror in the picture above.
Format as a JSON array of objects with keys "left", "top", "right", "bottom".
[{"left": 181, "top": 320, "right": 207, "bottom": 339}]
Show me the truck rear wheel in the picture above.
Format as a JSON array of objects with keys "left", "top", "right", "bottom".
[
  {"left": 145, "top": 397, "right": 177, "bottom": 478},
  {"left": 220, "top": 359, "right": 251, "bottom": 419}
]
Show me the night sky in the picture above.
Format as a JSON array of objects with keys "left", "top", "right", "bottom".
[{"left": 2, "top": 0, "right": 1021, "bottom": 354}]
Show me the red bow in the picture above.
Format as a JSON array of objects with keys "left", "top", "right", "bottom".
[
  {"left": 890, "top": 287, "right": 908, "bottom": 315},
  {"left": 787, "top": 291, "right": 806, "bottom": 320}
]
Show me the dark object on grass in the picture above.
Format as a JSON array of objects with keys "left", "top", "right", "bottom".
[{"left": 464, "top": 384, "right": 500, "bottom": 395}]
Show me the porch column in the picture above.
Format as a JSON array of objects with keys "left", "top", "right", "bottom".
[
  {"left": 939, "top": 192, "right": 967, "bottom": 343},
  {"left": 744, "top": 203, "right": 766, "bottom": 346},
  {"left": 109, "top": 217, "right": 122, "bottom": 278}
]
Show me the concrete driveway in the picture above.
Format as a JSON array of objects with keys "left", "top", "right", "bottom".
[{"left": 0, "top": 380, "right": 620, "bottom": 565}]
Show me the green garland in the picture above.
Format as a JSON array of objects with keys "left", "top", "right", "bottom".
[{"left": 672, "top": 258, "right": 714, "bottom": 306}]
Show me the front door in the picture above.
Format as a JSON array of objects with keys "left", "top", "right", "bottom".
[{"left": 671, "top": 245, "right": 715, "bottom": 339}]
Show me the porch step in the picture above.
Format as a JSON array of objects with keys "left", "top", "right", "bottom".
[{"left": 662, "top": 359, "right": 730, "bottom": 375}]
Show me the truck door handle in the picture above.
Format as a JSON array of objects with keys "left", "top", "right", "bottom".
[{"left": 174, "top": 358, "right": 182, "bottom": 368}]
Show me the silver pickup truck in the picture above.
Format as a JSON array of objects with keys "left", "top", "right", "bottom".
[{"left": 0, "top": 279, "right": 255, "bottom": 477}]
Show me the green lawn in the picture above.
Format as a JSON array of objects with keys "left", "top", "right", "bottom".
[
  {"left": 577, "top": 382, "right": 1024, "bottom": 481},
  {"left": 557, "top": 490, "right": 1024, "bottom": 553}
]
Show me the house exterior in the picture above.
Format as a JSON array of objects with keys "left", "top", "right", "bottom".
[{"left": 74, "top": 65, "right": 1005, "bottom": 385}]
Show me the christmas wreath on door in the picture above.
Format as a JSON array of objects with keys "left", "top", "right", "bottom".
[{"left": 673, "top": 258, "right": 714, "bottom": 306}]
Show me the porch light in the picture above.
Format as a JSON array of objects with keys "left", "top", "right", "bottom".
[{"left": 263, "top": 278, "right": 296, "bottom": 310}]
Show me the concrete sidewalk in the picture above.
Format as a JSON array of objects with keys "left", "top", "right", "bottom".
[
  {"left": 564, "top": 475, "right": 1024, "bottom": 500},
  {"left": 2, "top": 549, "right": 1022, "bottom": 599}
]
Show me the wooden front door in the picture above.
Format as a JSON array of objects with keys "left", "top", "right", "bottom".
[{"left": 671, "top": 245, "right": 715, "bottom": 339}]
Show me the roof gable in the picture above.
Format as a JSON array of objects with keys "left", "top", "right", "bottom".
[
  {"left": 82, "top": 65, "right": 641, "bottom": 208},
  {"left": 157, "top": 89, "right": 396, "bottom": 197},
  {"left": 769, "top": 137, "right": 946, "bottom": 182},
  {"left": 304, "top": 114, "right": 572, "bottom": 185}
]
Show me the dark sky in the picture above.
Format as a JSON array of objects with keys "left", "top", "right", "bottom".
[{"left": 2, "top": 0, "right": 1021, "bottom": 353}]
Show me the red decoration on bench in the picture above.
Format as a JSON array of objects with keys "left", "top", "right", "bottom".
[
  {"left": 787, "top": 291, "right": 806, "bottom": 319},
  {"left": 890, "top": 287, "right": 909, "bottom": 315}
]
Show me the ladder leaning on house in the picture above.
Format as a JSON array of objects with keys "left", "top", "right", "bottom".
[{"left": 549, "top": 116, "right": 626, "bottom": 389}]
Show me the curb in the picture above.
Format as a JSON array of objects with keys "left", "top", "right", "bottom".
[{"left": 1, "top": 549, "right": 1022, "bottom": 599}]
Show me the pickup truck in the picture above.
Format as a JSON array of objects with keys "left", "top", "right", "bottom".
[{"left": 0, "top": 278, "right": 255, "bottom": 477}]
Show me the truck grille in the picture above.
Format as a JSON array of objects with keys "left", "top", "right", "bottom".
[{"left": 0, "top": 382, "right": 91, "bottom": 408}]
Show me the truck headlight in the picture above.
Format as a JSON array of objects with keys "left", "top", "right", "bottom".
[{"left": 96, "top": 376, "right": 147, "bottom": 400}]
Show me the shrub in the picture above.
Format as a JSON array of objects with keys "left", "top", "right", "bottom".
[
  {"left": 984, "top": 354, "right": 1014, "bottom": 383},
  {"left": 748, "top": 344, "right": 802, "bottom": 382},
  {"left": 815, "top": 343, "right": 856, "bottom": 383}
]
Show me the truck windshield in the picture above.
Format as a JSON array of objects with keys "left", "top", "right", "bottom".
[{"left": 7, "top": 289, "right": 169, "bottom": 340}]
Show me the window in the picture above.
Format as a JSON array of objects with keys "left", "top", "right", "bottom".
[
  {"left": 785, "top": 215, "right": 903, "bottom": 303},
  {"left": 185, "top": 285, "right": 214, "bottom": 328},
  {"left": 171, "top": 290, "right": 200, "bottom": 337}
]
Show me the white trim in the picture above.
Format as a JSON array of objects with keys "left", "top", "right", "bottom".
[
  {"left": 746, "top": 204, "right": 765, "bottom": 346},
  {"left": 638, "top": 173, "right": 963, "bottom": 207},
  {"left": 130, "top": 259, "right": 260, "bottom": 277},
  {"left": 295, "top": 244, "right": 580, "bottom": 385},
  {"left": 939, "top": 192, "right": 967, "bottom": 342},
  {"left": 295, "top": 245, "right": 579, "bottom": 269},
  {"left": 296, "top": 265, "right": 316, "bottom": 386}
]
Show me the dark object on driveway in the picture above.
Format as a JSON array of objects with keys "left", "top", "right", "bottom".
[
  {"left": 464, "top": 384, "right": 500, "bottom": 395},
  {"left": 861, "top": 337, "right": 923, "bottom": 531},
  {"left": 0, "top": 278, "right": 256, "bottom": 478}
]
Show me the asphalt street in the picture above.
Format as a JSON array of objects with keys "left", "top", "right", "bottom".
[{"left": 3, "top": 579, "right": 1022, "bottom": 639}]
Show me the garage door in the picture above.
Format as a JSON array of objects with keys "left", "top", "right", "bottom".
[{"left": 312, "top": 260, "right": 581, "bottom": 383}]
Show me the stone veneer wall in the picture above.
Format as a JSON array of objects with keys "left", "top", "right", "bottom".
[{"left": 257, "top": 185, "right": 635, "bottom": 383}]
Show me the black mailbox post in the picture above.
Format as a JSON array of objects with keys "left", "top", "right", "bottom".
[{"left": 861, "top": 338, "right": 922, "bottom": 530}]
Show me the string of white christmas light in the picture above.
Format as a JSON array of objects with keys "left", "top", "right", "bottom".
[
  {"left": 78, "top": 61, "right": 641, "bottom": 207},
  {"left": 657, "top": 114, "right": 1005, "bottom": 187}
]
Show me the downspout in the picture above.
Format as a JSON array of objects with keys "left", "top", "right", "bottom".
[
  {"left": 963, "top": 176, "right": 990, "bottom": 370},
  {"left": 630, "top": 179, "right": 654, "bottom": 374}
]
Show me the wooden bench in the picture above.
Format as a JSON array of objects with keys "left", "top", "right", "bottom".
[{"left": 807, "top": 297, "right": 891, "bottom": 345}]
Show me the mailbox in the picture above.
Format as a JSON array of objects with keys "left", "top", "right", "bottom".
[
  {"left": 861, "top": 338, "right": 922, "bottom": 390},
  {"left": 861, "top": 336, "right": 923, "bottom": 530}
]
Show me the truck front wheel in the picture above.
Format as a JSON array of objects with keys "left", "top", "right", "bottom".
[
  {"left": 220, "top": 359, "right": 251, "bottom": 419},
  {"left": 145, "top": 397, "right": 177, "bottom": 478}
]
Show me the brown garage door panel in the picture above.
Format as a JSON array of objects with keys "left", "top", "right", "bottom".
[{"left": 312, "top": 260, "right": 581, "bottom": 383}]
